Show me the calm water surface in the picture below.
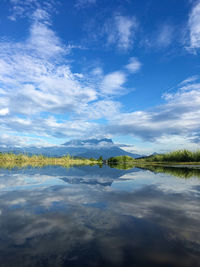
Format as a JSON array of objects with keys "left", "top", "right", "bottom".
[{"left": 0, "top": 165, "right": 200, "bottom": 267}]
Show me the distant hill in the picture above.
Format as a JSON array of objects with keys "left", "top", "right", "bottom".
[
  {"left": 137, "top": 152, "right": 159, "bottom": 159},
  {"left": 0, "top": 138, "right": 143, "bottom": 159}
]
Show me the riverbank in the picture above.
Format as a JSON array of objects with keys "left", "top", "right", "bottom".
[
  {"left": 133, "top": 161, "right": 200, "bottom": 168},
  {"left": 107, "top": 154, "right": 200, "bottom": 171},
  {"left": 138, "top": 149, "right": 200, "bottom": 163},
  {"left": 0, "top": 153, "right": 99, "bottom": 169},
  {"left": 108, "top": 150, "right": 200, "bottom": 167}
]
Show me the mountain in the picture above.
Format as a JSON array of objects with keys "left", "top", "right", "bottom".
[
  {"left": 0, "top": 138, "right": 142, "bottom": 159},
  {"left": 150, "top": 152, "right": 159, "bottom": 156},
  {"left": 137, "top": 152, "right": 159, "bottom": 159},
  {"left": 62, "top": 138, "right": 142, "bottom": 159}
]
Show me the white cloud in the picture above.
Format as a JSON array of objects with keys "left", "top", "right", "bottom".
[
  {"left": 0, "top": 8, "right": 121, "bottom": 146},
  {"left": 76, "top": 100, "right": 121, "bottom": 119},
  {"left": 3, "top": 2, "right": 199, "bottom": 152},
  {"left": 101, "top": 71, "right": 126, "bottom": 95},
  {"left": 0, "top": 16, "right": 99, "bottom": 117},
  {"left": 91, "top": 67, "right": 103, "bottom": 77},
  {"left": 125, "top": 57, "right": 142, "bottom": 73},
  {"left": 0, "top": 133, "right": 52, "bottom": 147},
  {"left": 8, "top": 0, "right": 55, "bottom": 21},
  {"left": 178, "top": 75, "right": 199, "bottom": 86},
  {"left": 0, "top": 114, "right": 101, "bottom": 142},
  {"left": 0, "top": 1, "right": 145, "bottom": 148},
  {"left": 0, "top": 6, "right": 140, "bottom": 147},
  {"left": 104, "top": 76, "right": 200, "bottom": 149},
  {"left": 32, "top": 8, "right": 51, "bottom": 24},
  {"left": 1, "top": 16, "right": 199, "bottom": 150},
  {"left": 123, "top": 134, "right": 200, "bottom": 155},
  {"left": 104, "top": 14, "right": 138, "bottom": 50},
  {"left": 0, "top": 108, "right": 9, "bottom": 116},
  {"left": 188, "top": 1, "right": 200, "bottom": 50},
  {"left": 27, "top": 22, "right": 67, "bottom": 59}
]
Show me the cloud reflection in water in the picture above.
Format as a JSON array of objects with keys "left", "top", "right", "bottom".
[{"left": 0, "top": 165, "right": 199, "bottom": 266}]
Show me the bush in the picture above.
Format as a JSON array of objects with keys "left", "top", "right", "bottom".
[{"left": 144, "top": 149, "right": 200, "bottom": 162}]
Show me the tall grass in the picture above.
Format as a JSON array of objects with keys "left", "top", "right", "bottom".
[
  {"left": 108, "top": 150, "right": 200, "bottom": 164},
  {"left": 0, "top": 153, "right": 98, "bottom": 169},
  {"left": 107, "top": 150, "right": 200, "bottom": 171},
  {"left": 143, "top": 150, "right": 200, "bottom": 162}
]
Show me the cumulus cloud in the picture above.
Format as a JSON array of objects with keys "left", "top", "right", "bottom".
[
  {"left": 1, "top": 10, "right": 199, "bottom": 151},
  {"left": 101, "top": 71, "right": 126, "bottom": 95},
  {"left": 0, "top": 108, "right": 9, "bottom": 116},
  {"left": 1, "top": 18, "right": 200, "bottom": 150},
  {"left": 0, "top": 0, "right": 146, "bottom": 147},
  {"left": 27, "top": 21, "right": 66, "bottom": 58},
  {"left": 76, "top": 100, "right": 121, "bottom": 120},
  {"left": 125, "top": 57, "right": 142, "bottom": 73},
  {"left": 105, "top": 76, "right": 200, "bottom": 147},
  {"left": 0, "top": 7, "right": 110, "bottom": 145},
  {"left": 0, "top": 133, "right": 52, "bottom": 148},
  {"left": 0, "top": 28, "right": 96, "bottom": 115},
  {"left": 3, "top": 1, "right": 198, "bottom": 151},
  {"left": 0, "top": 10, "right": 138, "bottom": 145},
  {"left": 104, "top": 14, "right": 138, "bottom": 50},
  {"left": 0, "top": 115, "right": 101, "bottom": 142},
  {"left": 0, "top": 2, "right": 144, "bottom": 148}
]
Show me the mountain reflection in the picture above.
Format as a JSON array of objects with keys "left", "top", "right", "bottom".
[{"left": 0, "top": 165, "right": 199, "bottom": 266}]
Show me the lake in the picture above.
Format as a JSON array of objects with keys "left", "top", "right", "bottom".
[{"left": 0, "top": 164, "right": 200, "bottom": 267}]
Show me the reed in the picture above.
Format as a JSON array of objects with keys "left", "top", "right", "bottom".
[
  {"left": 0, "top": 153, "right": 98, "bottom": 169},
  {"left": 141, "top": 149, "right": 200, "bottom": 163}
]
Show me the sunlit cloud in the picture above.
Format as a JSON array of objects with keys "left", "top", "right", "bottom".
[{"left": 101, "top": 71, "right": 126, "bottom": 95}]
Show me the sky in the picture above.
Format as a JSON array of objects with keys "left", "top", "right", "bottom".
[{"left": 0, "top": 0, "right": 200, "bottom": 154}]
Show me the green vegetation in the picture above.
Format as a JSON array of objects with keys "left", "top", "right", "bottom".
[
  {"left": 108, "top": 150, "right": 200, "bottom": 167},
  {"left": 107, "top": 155, "right": 200, "bottom": 178},
  {"left": 136, "top": 165, "right": 200, "bottom": 179},
  {"left": 108, "top": 155, "right": 134, "bottom": 164},
  {"left": 0, "top": 153, "right": 99, "bottom": 169},
  {"left": 98, "top": 156, "right": 103, "bottom": 162},
  {"left": 1, "top": 149, "right": 200, "bottom": 174},
  {"left": 108, "top": 155, "right": 136, "bottom": 169},
  {"left": 108, "top": 161, "right": 200, "bottom": 178},
  {"left": 107, "top": 151, "right": 200, "bottom": 175},
  {"left": 139, "top": 149, "right": 200, "bottom": 163},
  {"left": 109, "top": 162, "right": 135, "bottom": 170}
]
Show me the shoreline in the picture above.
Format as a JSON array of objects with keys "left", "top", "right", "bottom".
[{"left": 0, "top": 153, "right": 99, "bottom": 169}]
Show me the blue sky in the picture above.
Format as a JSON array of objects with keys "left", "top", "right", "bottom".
[{"left": 0, "top": 0, "right": 200, "bottom": 154}]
